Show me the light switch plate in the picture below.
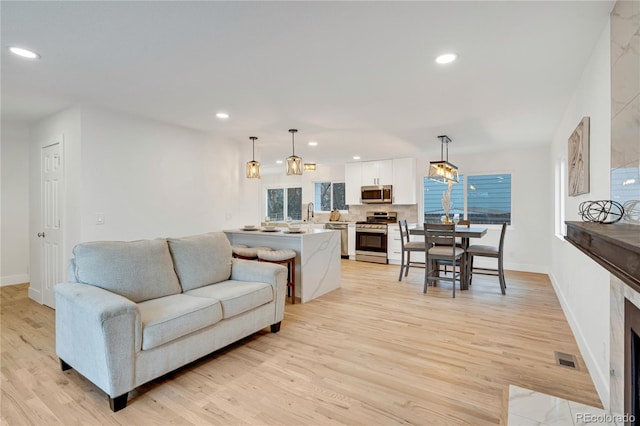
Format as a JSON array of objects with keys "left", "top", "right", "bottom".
[{"left": 96, "top": 213, "right": 105, "bottom": 225}]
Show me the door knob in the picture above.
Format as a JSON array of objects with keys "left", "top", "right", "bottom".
[{"left": 37, "top": 232, "right": 45, "bottom": 238}]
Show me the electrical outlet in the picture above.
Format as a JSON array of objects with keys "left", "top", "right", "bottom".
[{"left": 96, "top": 213, "right": 105, "bottom": 225}]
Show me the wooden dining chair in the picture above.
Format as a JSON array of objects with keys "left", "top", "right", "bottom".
[
  {"left": 423, "top": 224, "right": 465, "bottom": 298},
  {"left": 467, "top": 222, "right": 507, "bottom": 295},
  {"left": 439, "top": 219, "right": 469, "bottom": 274},
  {"left": 398, "top": 220, "right": 427, "bottom": 281}
]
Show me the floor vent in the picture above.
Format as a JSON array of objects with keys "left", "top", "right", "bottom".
[{"left": 555, "top": 351, "right": 578, "bottom": 370}]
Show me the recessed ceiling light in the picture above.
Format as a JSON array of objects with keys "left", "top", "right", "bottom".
[
  {"left": 353, "top": 156, "right": 361, "bottom": 160},
  {"left": 215, "top": 112, "right": 229, "bottom": 119},
  {"left": 435, "top": 53, "right": 457, "bottom": 64},
  {"left": 276, "top": 160, "right": 283, "bottom": 164},
  {"left": 9, "top": 46, "right": 40, "bottom": 59},
  {"left": 308, "top": 141, "right": 318, "bottom": 146}
]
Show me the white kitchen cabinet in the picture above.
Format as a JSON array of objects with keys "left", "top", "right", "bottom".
[
  {"left": 345, "top": 162, "right": 362, "bottom": 205},
  {"left": 392, "top": 158, "right": 416, "bottom": 205},
  {"left": 348, "top": 224, "right": 356, "bottom": 258},
  {"left": 361, "top": 160, "right": 393, "bottom": 186},
  {"left": 361, "top": 162, "right": 378, "bottom": 185},
  {"left": 387, "top": 224, "right": 403, "bottom": 265}
]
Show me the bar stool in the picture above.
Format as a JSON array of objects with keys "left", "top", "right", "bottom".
[
  {"left": 232, "top": 246, "right": 272, "bottom": 260},
  {"left": 257, "top": 249, "right": 297, "bottom": 304}
]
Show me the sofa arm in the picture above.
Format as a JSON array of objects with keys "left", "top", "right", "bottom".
[
  {"left": 231, "top": 259, "right": 288, "bottom": 322},
  {"left": 55, "top": 282, "right": 141, "bottom": 398}
]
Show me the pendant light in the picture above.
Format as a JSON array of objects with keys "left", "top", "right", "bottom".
[
  {"left": 246, "top": 136, "right": 261, "bottom": 179},
  {"left": 304, "top": 162, "right": 317, "bottom": 171},
  {"left": 286, "top": 129, "right": 303, "bottom": 175},
  {"left": 428, "top": 135, "right": 459, "bottom": 183}
]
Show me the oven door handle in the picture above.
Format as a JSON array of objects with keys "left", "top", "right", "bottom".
[{"left": 356, "top": 229, "right": 388, "bottom": 234}]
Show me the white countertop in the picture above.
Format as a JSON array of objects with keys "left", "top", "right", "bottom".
[
  {"left": 260, "top": 221, "right": 356, "bottom": 226},
  {"left": 323, "top": 221, "right": 355, "bottom": 225},
  {"left": 225, "top": 228, "right": 335, "bottom": 237}
]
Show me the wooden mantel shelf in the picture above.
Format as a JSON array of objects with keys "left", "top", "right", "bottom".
[{"left": 565, "top": 221, "right": 640, "bottom": 292}]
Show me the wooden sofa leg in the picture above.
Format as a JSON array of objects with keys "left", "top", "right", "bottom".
[
  {"left": 60, "top": 359, "right": 72, "bottom": 371},
  {"left": 270, "top": 322, "right": 281, "bottom": 333},
  {"left": 109, "top": 393, "right": 128, "bottom": 412}
]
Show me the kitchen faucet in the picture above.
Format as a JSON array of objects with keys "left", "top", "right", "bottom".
[{"left": 307, "top": 202, "right": 314, "bottom": 222}]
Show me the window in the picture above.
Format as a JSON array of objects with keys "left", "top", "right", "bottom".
[
  {"left": 423, "top": 173, "right": 511, "bottom": 225},
  {"left": 424, "top": 176, "right": 464, "bottom": 222},
  {"left": 467, "top": 174, "right": 511, "bottom": 224},
  {"left": 314, "top": 182, "right": 347, "bottom": 212},
  {"left": 266, "top": 187, "right": 302, "bottom": 221}
]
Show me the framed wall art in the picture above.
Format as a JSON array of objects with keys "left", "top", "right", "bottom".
[{"left": 568, "top": 116, "right": 590, "bottom": 197}]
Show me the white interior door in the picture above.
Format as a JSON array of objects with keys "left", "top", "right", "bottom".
[{"left": 40, "top": 143, "right": 63, "bottom": 308}]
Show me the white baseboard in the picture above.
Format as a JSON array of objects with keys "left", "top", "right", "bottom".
[
  {"left": 548, "top": 271, "right": 609, "bottom": 410},
  {"left": 28, "top": 286, "right": 42, "bottom": 304},
  {"left": 504, "top": 262, "right": 548, "bottom": 274},
  {"left": 471, "top": 258, "right": 548, "bottom": 275},
  {"left": 1, "top": 274, "right": 29, "bottom": 286}
]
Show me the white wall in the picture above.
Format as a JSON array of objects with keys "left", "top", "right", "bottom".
[
  {"left": 27, "top": 105, "right": 254, "bottom": 302},
  {"left": 416, "top": 144, "right": 551, "bottom": 274},
  {"left": 79, "top": 106, "right": 249, "bottom": 241},
  {"left": 548, "top": 21, "right": 611, "bottom": 408},
  {"left": 1, "top": 122, "right": 30, "bottom": 285}
]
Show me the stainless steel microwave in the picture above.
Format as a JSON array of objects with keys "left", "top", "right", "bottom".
[{"left": 361, "top": 185, "right": 392, "bottom": 204}]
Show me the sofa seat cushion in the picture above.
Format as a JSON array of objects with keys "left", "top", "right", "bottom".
[
  {"left": 185, "top": 280, "right": 273, "bottom": 319},
  {"left": 168, "top": 232, "right": 232, "bottom": 292},
  {"left": 72, "top": 239, "right": 182, "bottom": 303},
  {"left": 138, "top": 294, "right": 223, "bottom": 350}
]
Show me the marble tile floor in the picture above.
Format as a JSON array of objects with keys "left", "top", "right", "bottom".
[{"left": 508, "top": 385, "right": 616, "bottom": 426}]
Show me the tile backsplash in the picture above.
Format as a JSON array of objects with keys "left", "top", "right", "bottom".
[
  {"left": 309, "top": 204, "right": 419, "bottom": 223},
  {"left": 344, "top": 204, "right": 419, "bottom": 223}
]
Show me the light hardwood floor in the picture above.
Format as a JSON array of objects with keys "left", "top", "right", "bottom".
[{"left": 1, "top": 260, "right": 600, "bottom": 425}]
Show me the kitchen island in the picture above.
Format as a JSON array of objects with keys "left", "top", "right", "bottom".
[{"left": 224, "top": 228, "right": 341, "bottom": 303}]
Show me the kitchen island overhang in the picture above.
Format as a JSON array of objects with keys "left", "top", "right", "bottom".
[{"left": 224, "top": 228, "right": 341, "bottom": 303}]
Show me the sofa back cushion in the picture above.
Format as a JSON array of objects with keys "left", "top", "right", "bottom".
[
  {"left": 72, "top": 239, "right": 182, "bottom": 303},
  {"left": 167, "top": 232, "right": 232, "bottom": 292}
]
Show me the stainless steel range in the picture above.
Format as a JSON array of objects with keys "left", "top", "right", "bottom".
[{"left": 355, "top": 211, "right": 397, "bottom": 264}]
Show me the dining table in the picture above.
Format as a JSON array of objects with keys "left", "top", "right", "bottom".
[{"left": 410, "top": 225, "right": 488, "bottom": 290}]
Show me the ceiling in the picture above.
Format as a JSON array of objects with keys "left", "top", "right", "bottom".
[{"left": 1, "top": 1, "right": 613, "bottom": 167}]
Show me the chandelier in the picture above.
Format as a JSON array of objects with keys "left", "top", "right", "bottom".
[{"left": 428, "top": 135, "right": 459, "bottom": 183}]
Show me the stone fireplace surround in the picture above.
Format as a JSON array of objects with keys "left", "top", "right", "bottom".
[
  {"left": 611, "top": 275, "right": 640, "bottom": 419},
  {"left": 608, "top": 0, "right": 640, "bottom": 419},
  {"left": 565, "top": 221, "right": 640, "bottom": 419}
]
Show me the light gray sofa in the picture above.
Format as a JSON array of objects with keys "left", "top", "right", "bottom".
[{"left": 55, "top": 232, "right": 287, "bottom": 412}]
